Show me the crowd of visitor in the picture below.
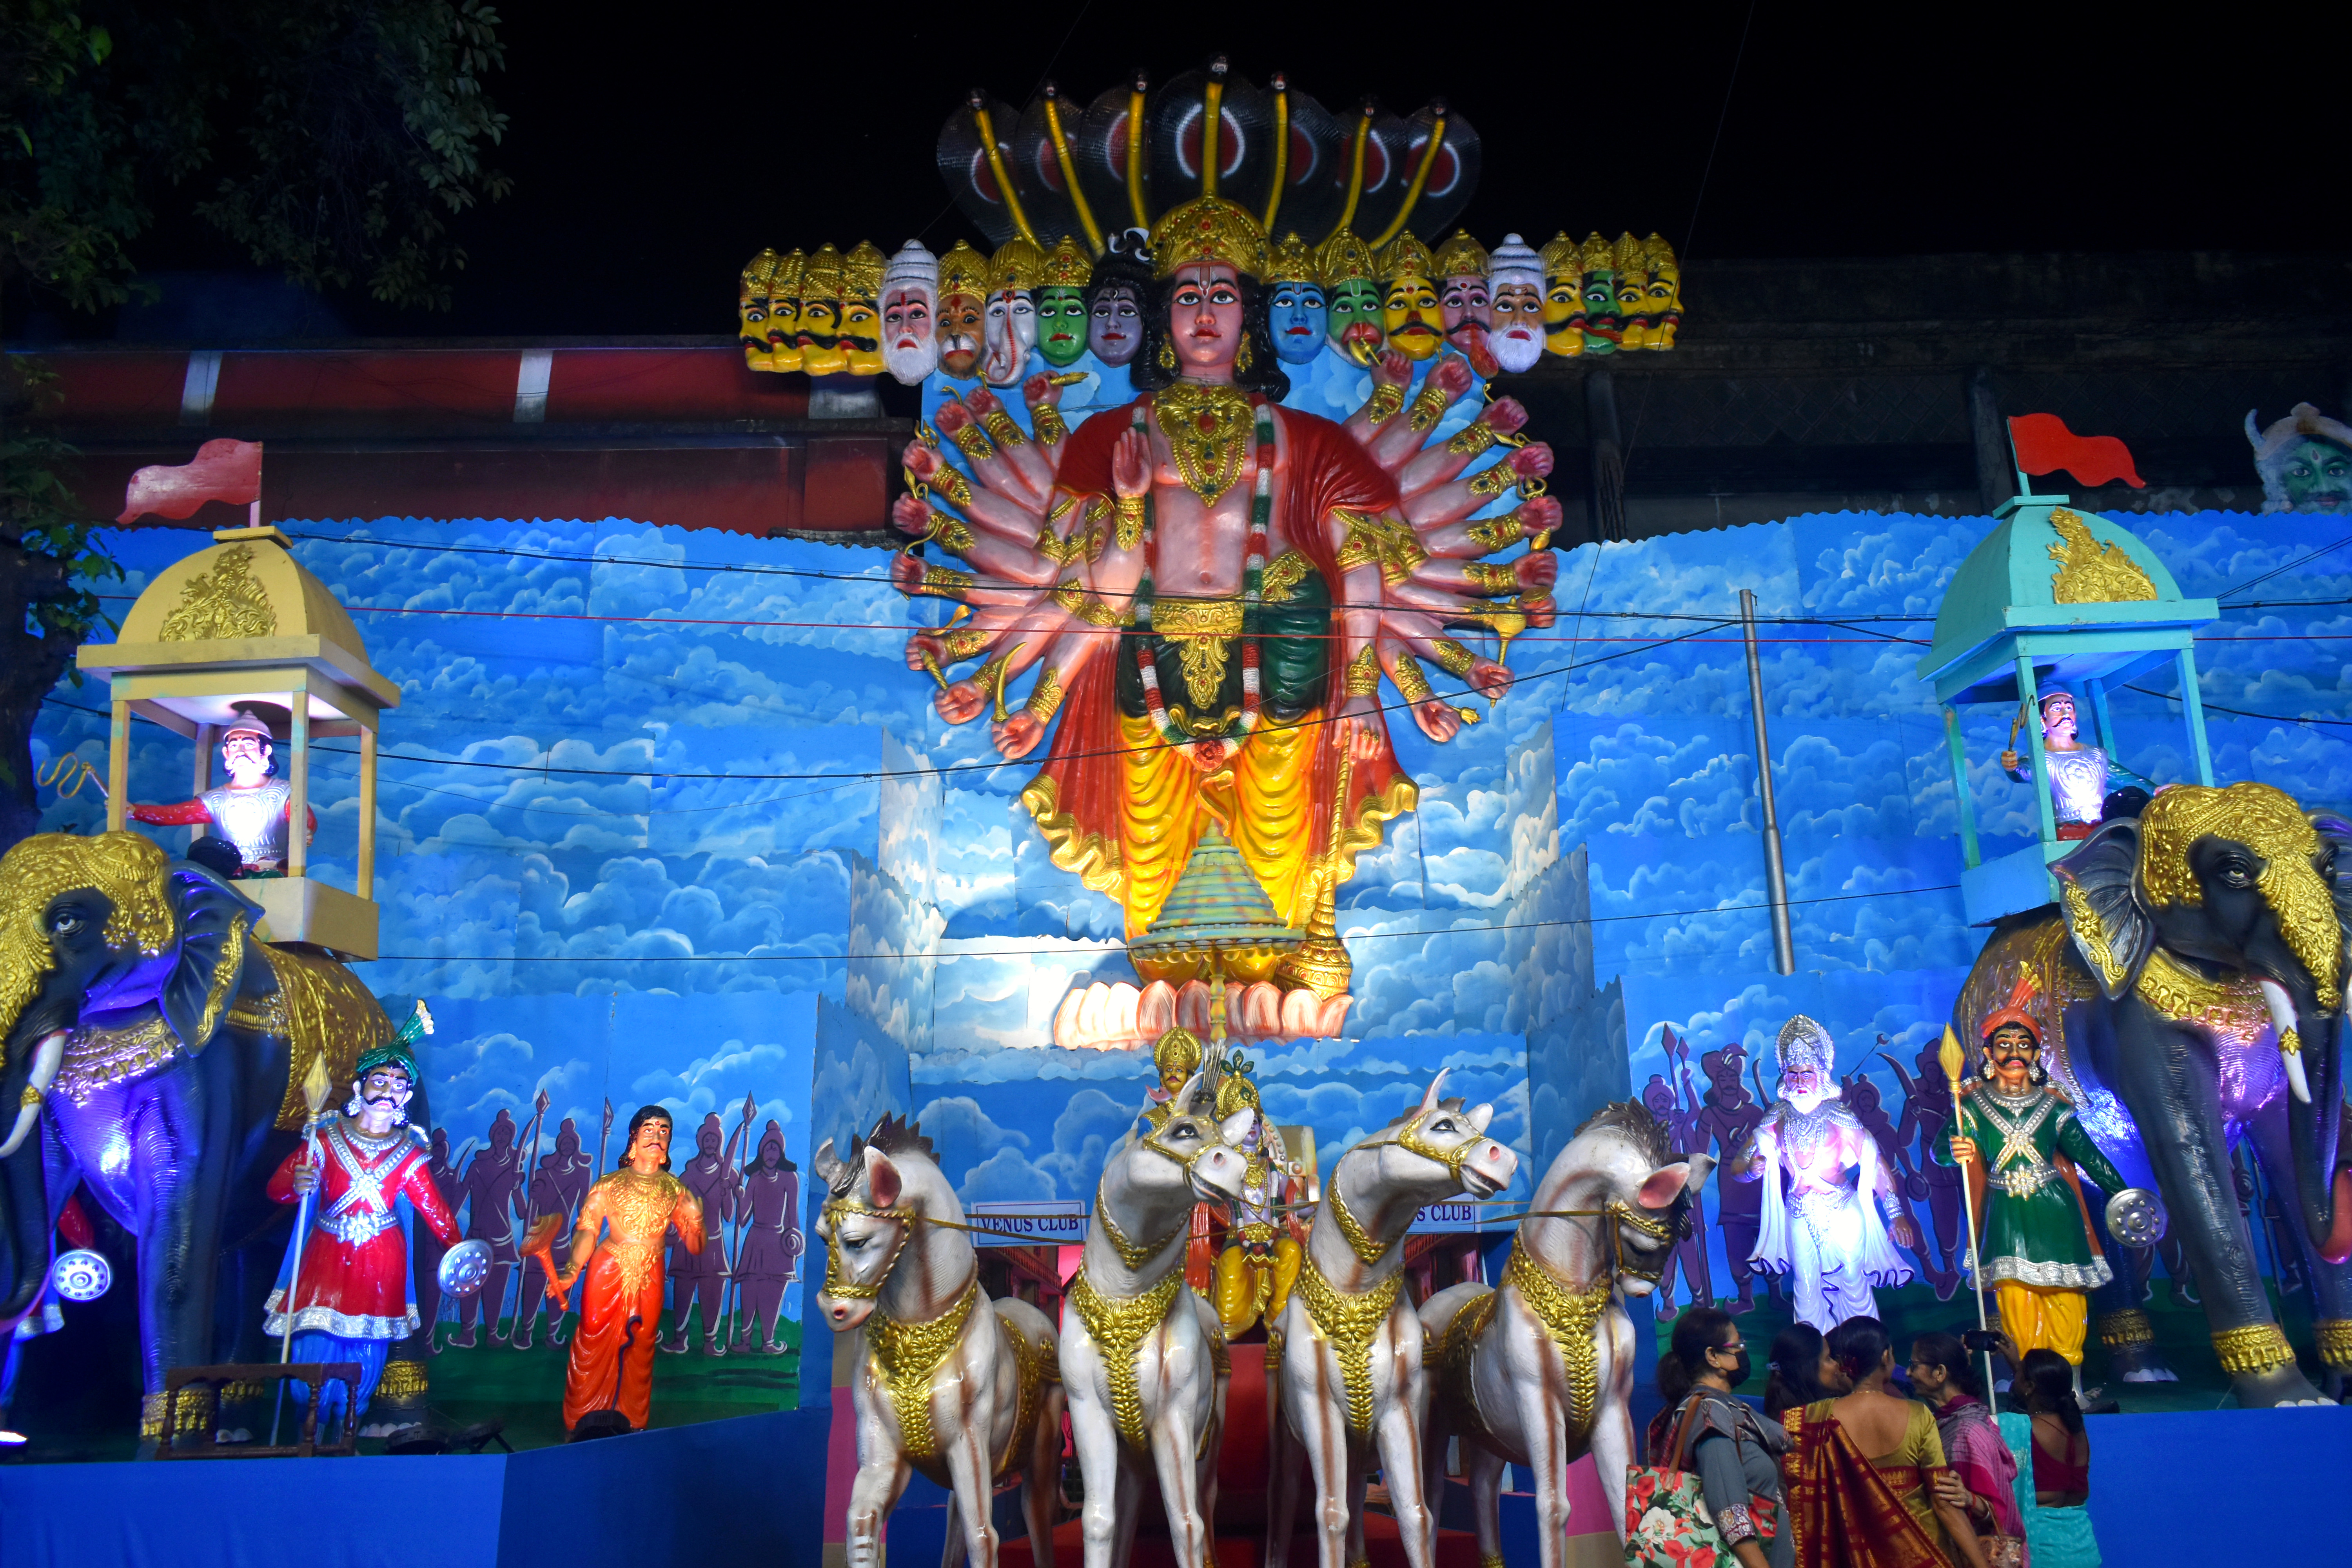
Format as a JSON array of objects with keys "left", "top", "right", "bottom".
[{"left": 1646, "top": 1307, "right": 2105, "bottom": 1568}]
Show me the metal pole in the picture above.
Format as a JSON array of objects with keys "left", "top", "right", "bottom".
[{"left": 1739, "top": 590, "right": 1795, "bottom": 975}]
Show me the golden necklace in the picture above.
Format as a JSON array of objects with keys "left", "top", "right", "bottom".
[
  {"left": 1293, "top": 1255, "right": 1402, "bottom": 1436},
  {"left": 1094, "top": 1178, "right": 1186, "bottom": 1270},
  {"left": 1067, "top": 1266, "right": 1184, "bottom": 1450},
  {"left": 1151, "top": 383, "right": 1255, "bottom": 504},
  {"left": 865, "top": 1272, "right": 980, "bottom": 1461},
  {"left": 1501, "top": 1247, "right": 1611, "bottom": 1440},
  {"left": 1327, "top": 1180, "right": 1390, "bottom": 1266}
]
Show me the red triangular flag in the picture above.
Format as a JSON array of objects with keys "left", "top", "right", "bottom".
[
  {"left": 2007, "top": 414, "right": 2144, "bottom": 490},
  {"left": 118, "top": 439, "right": 263, "bottom": 524}
]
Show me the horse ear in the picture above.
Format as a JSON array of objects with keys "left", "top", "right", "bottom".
[
  {"left": 813, "top": 1139, "right": 848, "bottom": 1193},
  {"left": 867, "top": 1150, "right": 903, "bottom": 1210},
  {"left": 1637, "top": 1162, "right": 1693, "bottom": 1210},
  {"left": 1221, "top": 1108, "right": 1256, "bottom": 1146},
  {"left": 1466, "top": 1102, "right": 1494, "bottom": 1134},
  {"left": 1418, "top": 1069, "right": 1449, "bottom": 1116}
]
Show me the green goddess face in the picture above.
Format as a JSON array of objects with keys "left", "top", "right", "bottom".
[
  {"left": 1034, "top": 284, "right": 1090, "bottom": 367},
  {"left": 1325, "top": 276, "right": 1383, "bottom": 364}
]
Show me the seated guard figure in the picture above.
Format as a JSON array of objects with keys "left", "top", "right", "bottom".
[{"left": 128, "top": 711, "right": 315, "bottom": 875}]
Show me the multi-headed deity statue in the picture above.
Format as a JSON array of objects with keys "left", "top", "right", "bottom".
[{"left": 1739, "top": 1015, "right": 1918, "bottom": 1330}]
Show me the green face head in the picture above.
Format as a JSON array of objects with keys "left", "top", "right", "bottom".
[
  {"left": 1325, "top": 276, "right": 1383, "bottom": 364},
  {"left": 2281, "top": 436, "right": 2352, "bottom": 512},
  {"left": 1035, "top": 285, "right": 1089, "bottom": 367}
]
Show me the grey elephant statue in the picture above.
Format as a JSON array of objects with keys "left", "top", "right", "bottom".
[
  {"left": 0, "top": 830, "right": 401, "bottom": 1443},
  {"left": 1956, "top": 782, "right": 2351, "bottom": 1407}
]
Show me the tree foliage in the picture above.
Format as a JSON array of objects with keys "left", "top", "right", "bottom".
[{"left": 2, "top": 0, "right": 511, "bottom": 315}]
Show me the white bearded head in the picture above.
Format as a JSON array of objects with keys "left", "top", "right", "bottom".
[
  {"left": 1774, "top": 1014, "right": 1839, "bottom": 1110},
  {"left": 880, "top": 239, "right": 940, "bottom": 385},
  {"left": 983, "top": 288, "right": 1035, "bottom": 387},
  {"left": 1486, "top": 233, "right": 1546, "bottom": 374}
]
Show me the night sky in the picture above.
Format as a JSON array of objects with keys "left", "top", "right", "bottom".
[{"left": 114, "top": 2, "right": 2352, "bottom": 338}]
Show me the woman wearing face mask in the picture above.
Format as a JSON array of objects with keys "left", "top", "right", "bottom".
[{"left": 1649, "top": 1307, "right": 1792, "bottom": 1568}]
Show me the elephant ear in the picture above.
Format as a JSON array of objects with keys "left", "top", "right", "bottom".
[
  {"left": 159, "top": 866, "right": 265, "bottom": 1053},
  {"left": 2052, "top": 818, "right": 2156, "bottom": 1000},
  {"left": 2311, "top": 811, "right": 2352, "bottom": 955}
]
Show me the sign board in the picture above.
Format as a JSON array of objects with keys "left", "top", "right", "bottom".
[
  {"left": 1410, "top": 1200, "right": 1486, "bottom": 1234},
  {"left": 967, "top": 1200, "right": 1087, "bottom": 1249}
]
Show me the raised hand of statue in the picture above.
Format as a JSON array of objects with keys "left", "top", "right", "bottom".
[
  {"left": 994, "top": 711, "right": 1045, "bottom": 760},
  {"left": 1410, "top": 697, "right": 1465, "bottom": 744},
  {"left": 1514, "top": 496, "right": 1563, "bottom": 542},
  {"left": 905, "top": 630, "right": 948, "bottom": 673},
  {"left": 1998, "top": 750, "right": 2021, "bottom": 773},
  {"left": 938, "top": 681, "right": 987, "bottom": 725},
  {"left": 1515, "top": 552, "right": 1558, "bottom": 596},
  {"left": 891, "top": 495, "right": 934, "bottom": 538},
  {"left": 1469, "top": 659, "right": 1515, "bottom": 703},
  {"left": 1334, "top": 695, "right": 1390, "bottom": 762},
  {"left": 1430, "top": 354, "right": 1474, "bottom": 400},
  {"left": 1372, "top": 350, "right": 1412, "bottom": 391},
  {"left": 1948, "top": 1135, "right": 1978, "bottom": 1166},
  {"left": 1506, "top": 443, "right": 1555, "bottom": 486},
  {"left": 933, "top": 398, "right": 976, "bottom": 437},
  {"left": 1112, "top": 429, "right": 1152, "bottom": 499},
  {"left": 1483, "top": 396, "right": 1530, "bottom": 438},
  {"left": 901, "top": 439, "right": 950, "bottom": 492},
  {"left": 1022, "top": 372, "right": 1063, "bottom": 413}
]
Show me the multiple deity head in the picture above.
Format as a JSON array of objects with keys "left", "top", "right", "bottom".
[
  {"left": 740, "top": 220, "right": 1680, "bottom": 385},
  {"left": 2249, "top": 403, "right": 2352, "bottom": 514}
]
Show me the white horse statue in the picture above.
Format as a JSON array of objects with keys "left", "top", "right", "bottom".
[
  {"left": 1266, "top": 1069, "right": 1521, "bottom": 1568},
  {"left": 1062, "top": 1073, "right": 1254, "bottom": 1568},
  {"left": 1419, "top": 1099, "right": 1714, "bottom": 1557},
  {"left": 815, "top": 1114, "right": 1066, "bottom": 1568}
]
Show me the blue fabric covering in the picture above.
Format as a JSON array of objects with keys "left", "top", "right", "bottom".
[{"left": 0, "top": 1408, "right": 829, "bottom": 1568}]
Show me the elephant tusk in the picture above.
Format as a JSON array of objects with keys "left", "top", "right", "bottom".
[
  {"left": 0, "top": 1030, "right": 66, "bottom": 1158},
  {"left": 2257, "top": 978, "right": 2313, "bottom": 1104}
]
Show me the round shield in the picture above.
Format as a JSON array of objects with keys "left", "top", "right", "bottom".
[
  {"left": 2106, "top": 1186, "right": 2167, "bottom": 1248},
  {"left": 439, "top": 1239, "right": 493, "bottom": 1298},
  {"left": 51, "top": 1249, "right": 111, "bottom": 1302}
]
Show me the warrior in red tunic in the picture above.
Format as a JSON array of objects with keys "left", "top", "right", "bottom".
[{"left": 265, "top": 1040, "right": 461, "bottom": 1422}]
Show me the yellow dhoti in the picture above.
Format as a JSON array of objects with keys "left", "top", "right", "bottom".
[
  {"left": 1214, "top": 1232, "right": 1302, "bottom": 1337},
  {"left": 1996, "top": 1280, "right": 2089, "bottom": 1366},
  {"left": 1115, "top": 708, "right": 1325, "bottom": 941}
]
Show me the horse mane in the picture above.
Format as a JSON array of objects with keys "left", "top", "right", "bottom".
[
  {"left": 861, "top": 1111, "right": 936, "bottom": 1163},
  {"left": 1574, "top": 1099, "right": 1672, "bottom": 1169}
]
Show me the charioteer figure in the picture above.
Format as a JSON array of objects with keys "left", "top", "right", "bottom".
[
  {"left": 1210, "top": 1068, "right": 1304, "bottom": 1336},
  {"left": 1999, "top": 690, "right": 2150, "bottom": 841},
  {"left": 127, "top": 712, "right": 315, "bottom": 875}
]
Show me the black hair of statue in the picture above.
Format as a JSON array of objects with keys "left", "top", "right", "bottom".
[
  {"left": 1127, "top": 270, "right": 1292, "bottom": 402},
  {"left": 1085, "top": 247, "right": 1153, "bottom": 316},
  {"left": 626, "top": 1102, "right": 673, "bottom": 1169}
]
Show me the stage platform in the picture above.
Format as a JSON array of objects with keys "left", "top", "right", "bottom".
[{"left": 2, "top": 1402, "right": 2346, "bottom": 1566}]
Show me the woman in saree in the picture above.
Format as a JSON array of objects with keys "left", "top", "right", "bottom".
[
  {"left": 2000, "top": 1347, "right": 2102, "bottom": 1567},
  {"left": 1779, "top": 1316, "right": 1989, "bottom": 1568},
  {"left": 1909, "top": 1330, "right": 2026, "bottom": 1564}
]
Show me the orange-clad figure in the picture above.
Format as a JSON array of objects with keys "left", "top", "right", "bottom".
[{"left": 537, "top": 1105, "right": 703, "bottom": 1433}]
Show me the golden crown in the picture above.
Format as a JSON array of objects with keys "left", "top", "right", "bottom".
[
  {"left": 1430, "top": 230, "right": 1490, "bottom": 279},
  {"left": 1152, "top": 1025, "right": 1204, "bottom": 1079},
  {"left": 768, "top": 247, "right": 807, "bottom": 298},
  {"left": 938, "top": 239, "right": 987, "bottom": 298},
  {"left": 990, "top": 236, "right": 1043, "bottom": 292},
  {"left": 1038, "top": 234, "right": 1093, "bottom": 289},
  {"left": 1612, "top": 231, "right": 1646, "bottom": 272},
  {"left": 1576, "top": 231, "right": 1615, "bottom": 272},
  {"left": 801, "top": 243, "right": 844, "bottom": 303},
  {"left": 1317, "top": 227, "right": 1376, "bottom": 289},
  {"left": 740, "top": 248, "right": 782, "bottom": 298},
  {"left": 842, "top": 240, "right": 886, "bottom": 299},
  {"left": 1264, "top": 230, "right": 1320, "bottom": 287},
  {"left": 1642, "top": 232, "right": 1679, "bottom": 269},
  {"left": 1538, "top": 230, "right": 1580, "bottom": 278},
  {"left": 1376, "top": 230, "right": 1433, "bottom": 284},
  {"left": 1215, "top": 1072, "right": 1261, "bottom": 1120},
  {"left": 1149, "top": 195, "right": 1269, "bottom": 280}
]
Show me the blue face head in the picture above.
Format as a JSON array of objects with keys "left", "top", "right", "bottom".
[{"left": 1268, "top": 281, "right": 1328, "bottom": 364}]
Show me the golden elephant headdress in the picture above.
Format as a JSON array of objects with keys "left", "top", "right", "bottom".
[{"left": 0, "top": 833, "right": 178, "bottom": 1049}]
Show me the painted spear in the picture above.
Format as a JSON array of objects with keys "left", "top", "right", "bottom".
[
  {"left": 719, "top": 1092, "right": 756, "bottom": 1347},
  {"left": 1939, "top": 1024, "right": 2001, "bottom": 1402}
]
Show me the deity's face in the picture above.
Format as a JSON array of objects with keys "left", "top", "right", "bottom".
[
  {"left": 1325, "top": 276, "right": 1384, "bottom": 364},
  {"left": 626, "top": 1115, "right": 673, "bottom": 1172},
  {"left": 1034, "top": 285, "right": 1089, "bottom": 367},
  {"left": 1439, "top": 272, "right": 1491, "bottom": 336},
  {"left": 1987, "top": 1024, "right": 2039, "bottom": 1090},
  {"left": 1644, "top": 257, "right": 1682, "bottom": 322},
  {"left": 1089, "top": 282, "right": 1143, "bottom": 366},
  {"left": 937, "top": 290, "right": 985, "bottom": 379},
  {"left": 1779, "top": 1056, "right": 1827, "bottom": 1103},
  {"left": 983, "top": 288, "right": 1034, "bottom": 386},
  {"left": 738, "top": 287, "right": 775, "bottom": 368},
  {"left": 1488, "top": 281, "right": 1545, "bottom": 373},
  {"left": 1579, "top": 266, "right": 1622, "bottom": 352},
  {"left": 798, "top": 294, "right": 847, "bottom": 377},
  {"left": 356, "top": 1065, "right": 413, "bottom": 1122},
  {"left": 1169, "top": 262, "right": 1245, "bottom": 377},
  {"left": 1269, "top": 280, "right": 1329, "bottom": 365},
  {"left": 1382, "top": 270, "right": 1444, "bottom": 360},
  {"left": 1542, "top": 266, "right": 1584, "bottom": 357},
  {"left": 761, "top": 1136, "right": 785, "bottom": 1170},
  {"left": 766, "top": 291, "right": 805, "bottom": 370},
  {"left": 221, "top": 729, "right": 271, "bottom": 786},
  {"left": 2278, "top": 437, "right": 2352, "bottom": 512},
  {"left": 839, "top": 290, "right": 883, "bottom": 376},
  {"left": 881, "top": 285, "right": 938, "bottom": 383},
  {"left": 2042, "top": 696, "right": 2078, "bottom": 748}
]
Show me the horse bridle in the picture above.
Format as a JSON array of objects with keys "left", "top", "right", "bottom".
[
  {"left": 1093, "top": 1107, "right": 1227, "bottom": 1268},
  {"left": 1354, "top": 1103, "right": 1485, "bottom": 1186},
  {"left": 819, "top": 1196, "right": 916, "bottom": 1299}
]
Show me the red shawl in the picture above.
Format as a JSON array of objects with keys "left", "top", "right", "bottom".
[
  {"left": 1026, "top": 399, "right": 1408, "bottom": 879},
  {"left": 1780, "top": 1403, "right": 1953, "bottom": 1568}
]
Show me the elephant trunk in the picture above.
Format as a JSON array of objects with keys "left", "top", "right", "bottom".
[{"left": 2263, "top": 982, "right": 2350, "bottom": 1263}]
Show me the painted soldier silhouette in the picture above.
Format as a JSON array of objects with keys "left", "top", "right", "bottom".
[
  {"left": 451, "top": 1108, "right": 527, "bottom": 1347},
  {"left": 1881, "top": 1039, "right": 1966, "bottom": 1299},
  {"left": 1642, "top": 1064, "right": 1714, "bottom": 1312},
  {"left": 731, "top": 1122, "right": 802, "bottom": 1354},
  {"left": 1693, "top": 1044, "right": 1772, "bottom": 1314},
  {"left": 1842, "top": 1053, "right": 1948, "bottom": 1297},
  {"left": 663, "top": 1114, "right": 742, "bottom": 1355},
  {"left": 515, "top": 1118, "right": 595, "bottom": 1349},
  {"left": 414, "top": 1125, "right": 465, "bottom": 1352}
]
